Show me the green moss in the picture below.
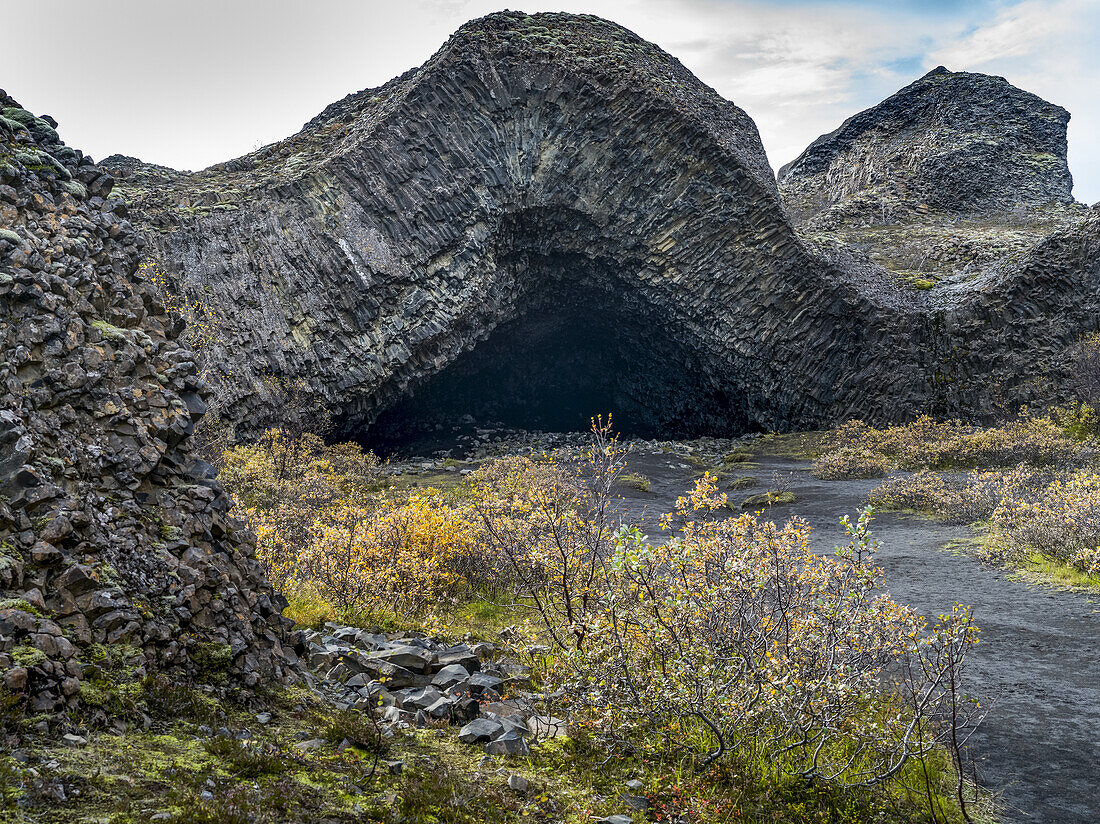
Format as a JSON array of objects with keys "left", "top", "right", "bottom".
[
  {"left": 724, "top": 476, "right": 757, "bottom": 491},
  {"left": 61, "top": 179, "right": 87, "bottom": 199},
  {"left": 912, "top": 278, "right": 936, "bottom": 290},
  {"left": 159, "top": 523, "right": 183, "bottom": 541},
  {"left": 192, "top": 641, "right": 233, "bottom": 682},
  {"left": 618, "top": 472, "right": 651, "bottom": 492},
  {"left": 0, "top": 598, "right": 43, "bottom": 617},
  {"left": 11, "top": 645, "right": 47, "bottom": 668},
  {"left": 740, "top": 490, "right": 798, "bottom": 510},
  {"left": 90, "top": 318, "right": 128, "bottom": 343},
  {"left": 1013, "top": 552, "right": 1100, "bottom": 593},
  {"left": 0, "top": 114, "right": 27, "bottom": 133}
]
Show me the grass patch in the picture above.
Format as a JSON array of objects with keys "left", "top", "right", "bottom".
[
  {"left": 755, "top": 431, "right": 827, "bottom": 459},
  {"left": 618, "top": 472, "right": 651, "bottom": 492},
  {"left": 740, "top": 490, "right": 797, "bottom": 510},
  {"left": 724, "top": 475, "right": 757, "bottom": 490},
  {"left": 1012, "top": 552, "right": 1100, "bottom": 592}
]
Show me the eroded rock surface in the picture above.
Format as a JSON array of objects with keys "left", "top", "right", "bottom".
[
  {"left": 778, "top": 66, "right": 1091, "bottom": 289},
  {"left": 100, "top": 13, "right": 1100, "bottom": 440},
  {"left": 779, "top": 66, "right": 1076, "bottom": 229},
  {"left": 0, "top": 89, "right": 300, "bottom": 717}
]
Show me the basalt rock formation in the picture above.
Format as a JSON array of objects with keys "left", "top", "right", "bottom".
[
  {"left": 778, "top": 66, "right": 1076, "bottom": 230},
  {"left": 778, "top": 67, "right": 1090, "bottom": 287},
  {"left": 0, "top": 90, "right": 300, "bottom": 718},
  {"left": 104, "top": 12, "right": 1100, "bottom": 445}
]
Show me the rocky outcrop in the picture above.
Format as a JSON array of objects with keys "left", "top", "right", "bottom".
[
  {"left": 778, "top": 66, "right": 1076, "bottom": 230},
  {"left": 102, "top": 13, "right": 1100, "bottom": 441},
  {"left": 0, "top": 89, "right": 300, "bottom": 717}
]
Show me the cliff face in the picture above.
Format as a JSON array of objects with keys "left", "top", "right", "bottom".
[
  {"left": 778, "top": 66, "right": 1076, "bottom": 230},
  {"left": 104, "top": 13, "right": 1100, "bottom": 442},
  {"left": 0, "top": 90, "right": 298, "bottom": 715}
]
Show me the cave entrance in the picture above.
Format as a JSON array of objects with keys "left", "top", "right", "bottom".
[{"left": 357, "top": 255, "right": 751, "bottom": 456}]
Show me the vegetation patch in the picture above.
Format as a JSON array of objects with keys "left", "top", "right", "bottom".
[
  {"left": 740, "top": 489, "right": 797, "bottom": 509},
  {"left": 617, "top": 471, "right": 651, "bottom": 492}
]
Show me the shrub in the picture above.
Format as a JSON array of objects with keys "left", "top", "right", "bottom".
[
  {"left": 990, "top": 469, "right": 1100, "bottom": 575},
  {"left": 468, "top": 418, "right": 622, "bottom": 651},
  {"left": 812, "top": 446, "right": 889, "bottom": 479},
  {"left": 526, "top": 477, "right": 984, "bottom": 822},
  {"left": 1048, "top": 401, "right": 1100, "bottom": 440},
  {"left": 866, "top": 469, "right": 1039, "bottom": 524},
  {"left": 322, "top": 708, "right": 389, "bottom": 755},
  {"left": 300, "top": 495, "right": 472, "bottom": 619},
  {"left": 819, "top": 414, "right": 1090, "bottom": 472},
  {"left": 221, "top": 429, "right": 382, "bottom": 591}
]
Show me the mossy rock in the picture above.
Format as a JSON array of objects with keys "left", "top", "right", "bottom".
[
  {"left": 741, "top": 490, "right": 797, "bottom": 510},
  {"left": 90, "top": 319, "right": 128, "bottom": 343},
  {"left": 618, "top": 472, "right": 651, "bottom": 492},
  {"left": 724, "top": 476, "right": 757, "bottom": 491},
  {"left": 191, "top": 641, "right": 233, "bottom": 682},
  {"left": 12, "top": 645, "right": 47, "bottom": 668},
  {"left": 0, "top": 598, "right": 43, "bottom": 617},
  {"left": 61, "top": 179, "right": 87, "bottom": 199}
]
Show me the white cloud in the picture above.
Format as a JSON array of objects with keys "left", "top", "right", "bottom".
[{"left": 0, "top": 0, "right": 1096, "bottom": 201}]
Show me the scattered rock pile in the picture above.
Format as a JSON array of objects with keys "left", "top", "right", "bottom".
[
  {"left": 0, "top": 89, "right": 300, "bottom": 719},
  {"left": 298, "top": 625, "right": 566, "bottom": 757}
]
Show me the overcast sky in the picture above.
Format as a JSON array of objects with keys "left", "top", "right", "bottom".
[{"left": 3, "top": 0, "right": 1097, "bottom": 203}]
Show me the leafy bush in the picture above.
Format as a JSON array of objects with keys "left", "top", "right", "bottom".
[
  {"left": 551, "top": 479, "right": 980, "bottom": 795},
  {"left": 470, "top": 425, "right": 983, "bottom": 817},
  {"left": 468, "top": 419, "right": 622, "bottom": 651},
  {"left": 818, "top": 414, "right": 1091, "bottom": 475},
  {"left": 221, "top": 429, "right": 382, "bottom": 592},
  {"left": 301, "top": 495, "right": 472, "bottom": 618},
  {"left": 812, "top": 445, "right": 890, "bottom": 479},
  {"left": 867, "top": 468, "right": 1042, "bottom": 524},
  {"left": 990, "top": 469, "right": 1100, "bottom": 575}
]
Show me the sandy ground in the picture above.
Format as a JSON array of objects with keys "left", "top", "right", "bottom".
[{"left": 612, "top": 449, "right": 1100, "bottom": 824}]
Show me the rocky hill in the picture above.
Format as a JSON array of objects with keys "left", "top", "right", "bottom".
[
  {"left": 0, "top": 89, "right": 299, "bottom": 720},
  {"left": 778, "top": 66, "right": 1076, "bottom": 229},
  {"left": 777, "top": 67, "right": 1089, "bottom": 289},
  {"left": 104, "top": 12, "right": 1100, "bottom": 443}
]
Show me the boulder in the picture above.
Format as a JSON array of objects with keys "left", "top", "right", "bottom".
[{"left": 458, "top": 717, "right": 504, "bottom": 745}]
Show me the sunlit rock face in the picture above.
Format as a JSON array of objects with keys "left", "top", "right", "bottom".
[{"left": 106, "top": 13, "right": 1100, "bottom": 443}]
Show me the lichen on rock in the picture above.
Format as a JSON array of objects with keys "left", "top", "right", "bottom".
[{"left": 0, "top": 85, "right": 300, "bottom": 725}]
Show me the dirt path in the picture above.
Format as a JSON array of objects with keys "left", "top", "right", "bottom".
[{"left": 613, "top": 450, "right": 1100, "bottom": 824}]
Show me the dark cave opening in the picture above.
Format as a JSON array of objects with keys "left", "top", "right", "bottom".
[{"left": 352, "top": 258, "right": 753, "bottom": 456}]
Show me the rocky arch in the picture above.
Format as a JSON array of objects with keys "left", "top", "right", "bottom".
[
  {"left": 363, "top": 218, "right": 751, "bottom": 446},
  {"left": 105, "top": 12, "right": 1100, "bottom": 442}
]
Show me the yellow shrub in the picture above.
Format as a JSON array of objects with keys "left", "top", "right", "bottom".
[
  {"left": 219, "top": 429, "right": 382, "bottom": 590},
  {"left": 821, "top": 413, "right": 1091, "bottom": 473},
  {"left": 811, "top": 445, "right": 889, "bottom": 479},
  {"left": 301, "top": 496, "right": 473, "bottom": 619},
  {"left": 991, "top": 469, "right": 1100, "bottom": 573}
]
